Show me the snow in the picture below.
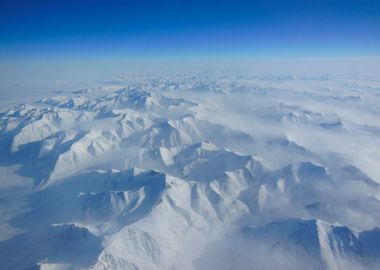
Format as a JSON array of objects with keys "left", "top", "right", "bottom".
[{"left": 1, "top": 64, "right": 380, "bottom": 269}]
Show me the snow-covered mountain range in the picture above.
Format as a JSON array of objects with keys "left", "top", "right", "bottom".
[{"left": 0, "top": 69, "right": 380, "bottom": 269}]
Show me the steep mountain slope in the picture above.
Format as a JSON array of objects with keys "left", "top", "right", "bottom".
[{"left": 196, "top": 218, "right": 380, "bottom": 270}]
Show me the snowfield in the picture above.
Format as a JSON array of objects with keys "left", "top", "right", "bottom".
[{"left": 1, "top": 66, "right": 380, "bottom": 269}]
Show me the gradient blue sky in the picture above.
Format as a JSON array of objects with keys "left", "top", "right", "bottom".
[{"left": 1, "top": 0, "right": 380, "bottom": 60}]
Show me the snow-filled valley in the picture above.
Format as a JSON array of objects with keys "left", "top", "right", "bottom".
[{"left": 1, "top": 65, "right": 380, "bottom": 270}]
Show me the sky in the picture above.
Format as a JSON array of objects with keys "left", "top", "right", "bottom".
[{"left": 1, "top": 0, "right": 380, "bottom": 61}]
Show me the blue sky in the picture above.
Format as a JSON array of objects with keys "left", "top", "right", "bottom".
[{"left": 1, "top": 0, "right": 380, "bottom": 60}]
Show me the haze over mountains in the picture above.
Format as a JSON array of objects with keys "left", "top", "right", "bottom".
[{"left": 0, "top": 64, "right": 380, "bottom": 269}]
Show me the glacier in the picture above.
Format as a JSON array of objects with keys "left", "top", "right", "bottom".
[{"left": 0, "top": 66, "right": 380, "bottom": 270}]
